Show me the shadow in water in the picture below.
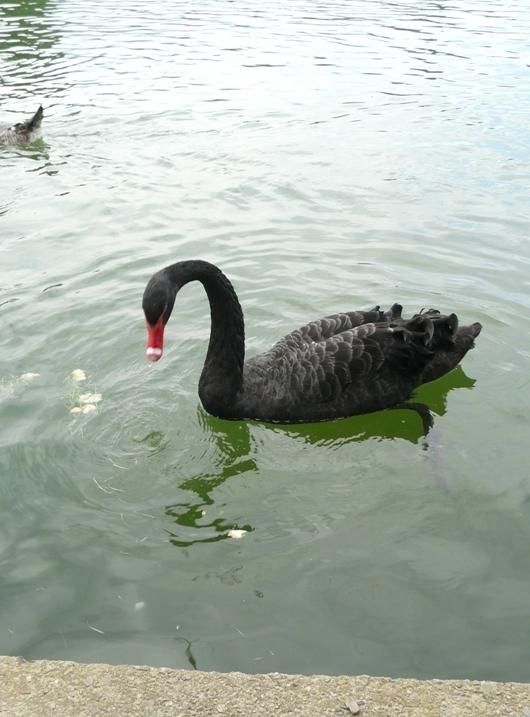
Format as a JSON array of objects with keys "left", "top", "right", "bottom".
[
  {"left": 165, "top": 366, "right": 476, "bottom": 547},
  {"left": 1, "top": 137, "right": 50, "bottom": 164},
  {"left": 277, "top": 364, "right": 475, "bottom": 445},
  {"left": 165, "top": 417, "right": 255, "bottom": 547}
]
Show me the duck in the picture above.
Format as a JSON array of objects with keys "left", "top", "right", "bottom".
[
  {"left": 142, "top": 259, "right": 481, "bottom": 430},
  {"left": 0, "top": 106, "right": 43, "bottom": 145}
]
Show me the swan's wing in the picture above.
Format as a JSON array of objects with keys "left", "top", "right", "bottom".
[
  {"left": 283, "top": 314, "right": 448, "bottom": 404},
  {"left": 290, "top": 306, "right": 401, "bottom": 345},
  {"left": 248, "top": 309, "right": 462, "bottom": 406}
]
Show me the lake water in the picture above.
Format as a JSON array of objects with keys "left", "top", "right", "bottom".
[{"left": 1, "top": 0, "right": 530, "bottom": 681}]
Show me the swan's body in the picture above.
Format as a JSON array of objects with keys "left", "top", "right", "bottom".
[
  {"left": 0, "top": 106, "right": 43, "bottom": 145},
  {"left": 143, "top": 260, "right": 481, "bottom": 427}
]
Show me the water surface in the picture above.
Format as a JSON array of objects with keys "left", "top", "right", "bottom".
[{"left": 1, "top": 0, "right": 530, "bottom": 680}]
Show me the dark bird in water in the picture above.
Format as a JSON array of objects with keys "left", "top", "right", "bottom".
[
  {"left": 0, "top": 106, "right": 43, "bottom": 144},
  {"left": 142, "top": 260, "right": 481, "bottom": 431}
]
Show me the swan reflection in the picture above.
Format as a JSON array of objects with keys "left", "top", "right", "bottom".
[{"left": 165, "top": 366, "right": 476, "bottom": 547}]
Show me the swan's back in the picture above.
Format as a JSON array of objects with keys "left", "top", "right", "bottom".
[{"left": 239, "top": 306, "right": 481, "bottom": 423}]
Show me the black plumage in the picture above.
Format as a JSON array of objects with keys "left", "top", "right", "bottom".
[{"left": 142, "top": 260, "right": 481, "bottom": 428}]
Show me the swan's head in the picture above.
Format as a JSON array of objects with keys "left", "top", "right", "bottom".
[{"left": 142, "top": 272, "right": 177, "bottom": 362}]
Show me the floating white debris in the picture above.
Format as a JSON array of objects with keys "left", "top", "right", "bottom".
[
  {"left": 67, "top": 377, "right": 101, "bottom": 415},
  {"left": 79, "top": 392, "right": 102, "bottom": 405},
  {"left": 134, "top": 601, "right": 146, "bottom": 611},
  {"left": 20, "top": 373, "right": 40, "bottom": 382},
  {"left": 228, "top": 529, "right": 248, "bottom": 540}
]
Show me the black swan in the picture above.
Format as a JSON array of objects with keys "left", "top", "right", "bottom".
[
  {"left": 142, "top": 260, "right": 481, "bottom": 429},
  {"left": 0, "top": 106, "right": 43, "bottom": 145}
]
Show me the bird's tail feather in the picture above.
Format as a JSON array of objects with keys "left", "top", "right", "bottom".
[{"left": 21, "top": 106, "right": 43, "bottom": 132}]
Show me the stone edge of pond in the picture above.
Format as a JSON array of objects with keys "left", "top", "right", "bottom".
[{"left": 1, "top": 655, "right": 530, "bottom": 717}]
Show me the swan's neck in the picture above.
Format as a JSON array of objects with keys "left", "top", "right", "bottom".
[{"left": 167, "top": 261, "right": 245, "bottom": 415}]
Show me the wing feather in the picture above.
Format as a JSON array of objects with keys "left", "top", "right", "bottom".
[
  {"left": 246, "top": 307, "right": 459, "bottom": 408},
  {"left": 293, "top": 307, "right": 385, "bottom": 345}
]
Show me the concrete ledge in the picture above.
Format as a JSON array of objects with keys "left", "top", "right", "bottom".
[{"left": 1, "top": 656, "right": 530, "bottom": 716}]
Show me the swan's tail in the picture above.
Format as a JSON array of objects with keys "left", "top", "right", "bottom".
[
  {"left": 420, "top": 319, "right": 481, "bottom": 384},
  {"left": 453, "top": 319, "right": 482, "bottom": 359},
  {"left": 465, "top": 321, "right": 482, "bottom": 342}
]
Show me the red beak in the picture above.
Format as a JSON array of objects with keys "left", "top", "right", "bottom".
[{"left": 146, "top": 317, "right": 165, "bottom": 362}]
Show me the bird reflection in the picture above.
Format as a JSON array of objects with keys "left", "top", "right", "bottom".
[
  {"left": 276, "top": 364, "right": 475, "bottom": 445},
  {"left": 165, "top": 418, "right": 255, "bottom": 547},
  {"left": 165, "top": 366, "right": 476, "bottom": 547},
  {"left": 18, "top": 139, "right": 50, "bottom": 164}
]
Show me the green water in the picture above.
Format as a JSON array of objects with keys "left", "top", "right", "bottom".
[{"left": 2, "top": 0, "right": 530, "bottom": 680}]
